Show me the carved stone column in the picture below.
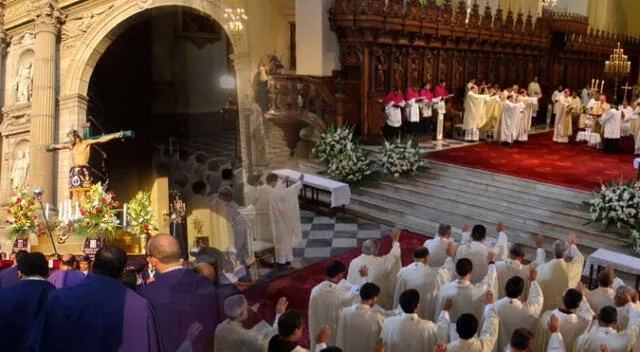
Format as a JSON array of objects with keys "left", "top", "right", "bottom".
[{"left": 28, "top": 0, "right": 64, "bottom": 203}]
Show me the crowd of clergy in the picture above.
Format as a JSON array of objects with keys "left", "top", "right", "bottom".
[{"left": 1, "top": 218, "right": 640, "bottom": 352}]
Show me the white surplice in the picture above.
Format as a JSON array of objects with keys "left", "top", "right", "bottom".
[
  {"left": 405, "top": 98, "right": 420, "bottom": 123},
  {"left": 463, "top": 91, "right": 490, "bottom": 141},
  {"left": 214, "top": 317, "right": 278, "bottom": 352},
  {"left": 532, "top": 299, "right": 594, "bottom": 352},
  {"left": 495, "top": 248, "right": 546, "bottom": 299},
  {"left": 620, "top": 106, "right": 635, "bottom": 136},
  {"left": 346, "top": 241, "right": 401, "bottom": 309},
  {"left": 335, "top": 303, "right": 385, "bottom": 352},
  {"left": 536, "top": 245, "right": 584, "bottom": 312},
  {"left": 385, "top": 101, "right": 405, "bottom": 128},
  {"left": 263, "top": 180, "right": 303, "bottom": 264},
  {"left": 435, "top": 263, "right": 497, "bottom": 323},
  {"left": 308, "top": 280, "right": 359, "bottom": 351},
  {"left": 497, "top": 100, "right": 524, "bottom": 143},
  {"left": 575, "top": 316, "right": 640, "bottom": 352},
  {"left": 423, "top": 236, "right": 455, "bottom": 268},
  {"left": 443, "top": 305, "right": 499, "bottom": 352},
  {"left": 494, "top": 281, "right": 544, "bottom": 352},
  {"left": 598, "top": 108, "right": 622, "bottom": 139},
  {"left": 552, "top": 91, "right": 566, "bottom": 117},
  {"left": 516, "top": 96, "right": 538, "bottom": 142},
  {"left": 393, "top": 257, "right": 455, "bottom": 321},
  {"left": 455, "top": 232, "right": 508, "bottom": 284},
  {"left": 379, "top": 311, "right": 448, "bottom": 352},
  {"left": 584, "top": 277, "right": 625, "bottom": 315}
]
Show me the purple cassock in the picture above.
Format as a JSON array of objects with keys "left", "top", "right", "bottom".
[
  {"left": 28, "top": 273, "right": 162, "bottom": 352},
  {"left": 47, "top": 269, "right": 85, "bottom": 288},
  {"left": 0, "top": 266, "right": 19, "bottom": 288},
  {"left": 139, "top": 268, "right": 224, "bottom": 352},
  {"left": 0, "top": 279, "right": 55, "bottom": 352}
]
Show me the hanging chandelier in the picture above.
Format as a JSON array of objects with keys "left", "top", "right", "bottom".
[
  {"left": 604, "top": 42, "right": 631, "bottom": 78},
  {"left": 541, "top": 0, "right": 558, "bottom": 10},
  {"left": 224, "top": 8, "right": 248, "bottom": 32}
]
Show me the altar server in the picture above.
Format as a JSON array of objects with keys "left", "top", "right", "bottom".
[
  {"left": 214, "top": 294, "right": 286, "bottom": 352},
  {"left": 435, "top": 251, "right": 497, "bottom": 323},
  {"left": 29, "top": 246, "right": 161, "bottom": 351},
  {"left": 347, "top": 228, "right": 402, "bottom": 309},
  {"left": 140, "top": 234, "right": 223, "bottom": 352},
  {"left": 419, "top": 82, "right": 433, "bottom": 133},
  {"left": 440, "top": 304, "right": 500, "bottom": 352},
  {"left": 537, "top": 235, "right": 584, "bottom": 312},
  {"left": 619, "top": 100, "right": 635, "bottom": 136},
  {"left": 584, "top": 266, "right": 626, "bottom": 314},
  {"left": 308, "top": 260, "right": 367, "bottom": 351},
  {"left": 393, "top": 244, "right": 455, "bottom": 321},
  {"left": 532, "top": 288, "right": 594, "bottom": 352},
  {"left": 0, "top": 249, "right": 27, "bottom": 289},
  {"left": 383, "top": 89, "right": 405, "bottom": 140},
  {"left": 455, "top": 223, "right": 508, "bottom": 284},
  {"left": 494, "top": 270, "right": 544, "bottom": 352},
  {"left": 497, "top": 94, "right": 525, "bottom": 144},
  {"left": 598, "top": 105, "right": 622, "bottom": 153},
  {"left": 463, "top": 85, "right": 490, "bottom": 141},
  {"left": 336, "top": 283, "right": 385, "bottom": 352},
  {"left": 575, "top": 305, "right": 640, "bottom": 352},
  {"left": 404, "top": 87, "right": 420, "bottom": 136},
  {"left": 47, "top": 253, "right": 85, "bottom": 288},
  {"left": 434, "top": 79, "right": 448, "bottom": 98},
  {"left": 423, "top": 223, "right": 455, "bottom": 267},
  {"left": 380, "top": 289, "right": 448, "bottom": 352},
  {"left": 0, "top": 252, "right": 55, "bottom": 352}
]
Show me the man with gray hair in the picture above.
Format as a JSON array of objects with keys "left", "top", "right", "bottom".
[
  {"left": 614, "top": 285, "right": 640, "bottom": 331},
  {"left": 346, "top": 228, "right": 402, "bottom": 309},
  {"left": 495, "top": 237, "right": 546, "bottom": 299},
  {"left": 536, "top": 234, "right": 584, "bottom": 312},
  {"left": 214, "top": 294, "right": 288, "bottom": 351},
  {"left": 423, "top": 223, "right": 455, "bottom": 267}
]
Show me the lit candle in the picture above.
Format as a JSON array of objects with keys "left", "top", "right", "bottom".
[
  {"left": 45, "top": 203, "right": 49, "bottom": 219},
  {"left": 601, "top": 80, "right": 605, "bottom": 91},
  {"left": 591, "top": 78, "right": 594, "bottom": 89},
  {"left": 123, "top": 204, "right": 127, "bottom": 228}
]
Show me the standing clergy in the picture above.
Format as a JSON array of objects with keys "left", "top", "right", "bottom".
[
  {"left": 263, "top": 173, "right": 304, "bottom": 266},
  {"left": 435, "top": 252, "right": 498, "bottom": 323},
  {"left": 575, "top": 305, "right": 640, "bottom": 352},
  {"left": 393, "top": 244, "right": 455, "bottom": 321},
  {"left": 0, "top": 250, "right": 27, "bottom": 289},
  {"left": 496, "top": 95, "right": 525, "bottom": 144},
  {"left": 598, "top": 105, "right": 622, "bottom": 153},
  {"left": 584, "top": 266, "right": 626, "bottom": 314},
  {"left": 268, "top": 310, "right": 328, "bottom": 352},
  {"left": 336, "top": 283, "right": 386, "bottom": 352},
  {"left": 0, "top": 252, "right": 55, "bottom": 352},
  {"left": 527, "top": 76, "right": 542, "bottom": 120},
  {"left": 308, "top": 260, "right": 367, "bottom": 351},
  {"left": 380, "top": 289, "right": 448, "bottom": 351},
  {"left": 29, "top": 246, "right": 161, "bottom": 351},
  {"left": 214, "top": 295, "right": 286, "bottom": 352},
  {"left": 383, "top": 88, "right": 405, "bottom": 140},
  {"left": 537, "top": 235, "right": 584, "bottom": 312},
  {"left": 495, "top": 240, "right": 546, "bottom": 299},
  {"left": 404, "top": 87, "right": 421, "bottom": 136},
  {"left": 419, "top": 82, "right": 433, "bottom": 133},
  {"left": 634, "top": 104, "right": 640, "bottom": 154},
  {"left": 552, "top": 89, "right": 573, "bottom": 143},
  {"left": 463, "top": 85, "right": 491, "bottom": 141},
  {"left": 440, "top": 303, "right": 500, "bottom": 352},
  {"left": 347, "top": 228, "right": 402, "bottom": 309},
  {"left": 423, "top": 223, "right": 455, "bottom": 267},
  {"left": 47, "top": 253, "right": 85, "bottom": 289},
  {"left": 516, "top": 90, "right": 540, "bottom": 142},
  {"left": 433, "top": 79, "right": 450, "bottom": 140},
  {"left": 551, "top": 85, "right": 566, "bottom": 122},
  {"left": 139, "top": 234, "right": 223, "bottom": 352},
  {"left": 532, "top": 288, "right": 594, "bottom": 352},
  {"left": 494, "top": 269, "right": 545, "bottom": 352},
  {"left": 455, "top": 223, "right": 508, "bottom": 284},
  {"left": 619, "top": 100, "right": 635, "bottom": 136}
]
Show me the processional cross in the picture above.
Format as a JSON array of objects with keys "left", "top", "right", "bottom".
[
  {"left": 46, "top": 123, "right": 134, "bottom": 200},
  {"left": 622, "top": 82, "right": 633, "bottom": 102}
]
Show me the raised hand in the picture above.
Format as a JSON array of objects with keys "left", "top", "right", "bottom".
[
  {"left": 391, "top": 227, "right": 401, "bottom": 242},
  {"left": 359, "top": 265, "right": 369, "bottom": 278},
  {"left": 316, "top": 325, "right": 330, "bottom": 344},
  {"left": 535, "top": 234, "right": 545, "bottom": 248},
  {"left": 487, "top": 250, "right": 497, "bottom": 263},
  {"left": 434, "top": 341, "right": 447, "bottom": 352},
  {"left": 600, "top": 345, "right": 610, "bottom": 352},
  {"left": 529, "top": 266, "right": 538, "bottom": 282},
  {"left": 548, "top": 314, "right": 560, "bottom": 333},
  {"left": 375, "top": 338, "right": 385, "bottom": 352},
  {"left": 276, "top": 297, "right": 289, "bottom": 315},
  {"left": 569, "top": 233, "right": 578, "bottom": 246},
  {"left": 442, "top": 298, "right": 453, "bottom": 312},
  {"left": 577, "top": 282, "right": 586, "bottom": 296},
  {"left": 462, "top": 224, "right": 471, "bottom": 233},
  {"left": 484, "top": 290, "right": 494, "bottom": 305},
  {"left": 496, "top": 222, "right": 505, "bottom": 233}
]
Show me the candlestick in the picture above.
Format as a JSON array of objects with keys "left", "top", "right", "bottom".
[
  {"left": 601, "top": 81, "right": 605, "bottom": 91},
  {"left": 45, "top": 203, "right": 49, "bottom": 219},
  {"left": 123, "top": 204, "right": 127, "bottom": 228},
  {"left": 591, "top": 78, "right": 595, "bottom": 90}
]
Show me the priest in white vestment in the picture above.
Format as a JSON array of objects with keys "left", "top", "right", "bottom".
[
  {"left": 553, "top": 90, "right": 573, "bottom": 143},
  {"left": 263, "top": 173, "right": 303, "bottom": 266},
  {"left": 614, "top": 286, "right": 640, "bottom": 332},
  {"left": 497, "top": 95, "right": 524, "bottom": 144},
  {"left": 598, "top": 106, "right": 622, "bottom": 153},
  {"left": 619, "top": 100, "right": 635, "bottom": 136},
  {"left": 537, "top": 236, "right": 584, "bottom": 312},
  {"left": 214, "top": 294, "right": 284, "bottom": 352},
  {"left": 463, "top": 86, "right": 491, "bottom": 141},
  {"left": 336, "top": 283, "right": 386, "bottom": 352},
  {"left": 494, "top": 271, "right": 544, "bottom": 352},
  {"left": 455, "top": 224, "right": 508, "bottom": 284},
  {"left": 533, "top": 288, "right": 594, "bottom": 352},
  {"left": 633, "top": 105, "right": 640, "bottom": 154},
  {"left": 584, "top": 267, "right": 626, "bottom": 314},
  {"left": 440, "top": 303, "right": 499, "bottom": 352},
  {"left": 423, "top": 223, "right": 455, "bottom": 267},
  {"left": 435, "top": 252, "right": 498, "bottom": 323},
  {"left": 575, "top": 305, "right": 640, "bottom": 352},
  {"left": 380, "top": 289, "right": 448, "bottom": 351},
  {"left": 346, "top": 228, "right": 402, "bottom": 309},
  {"left": 308, "top": 260, "right": 367, "bottom": 351},
  {"left": 551, "top": 87, "right": 566, "bottom": 121},
  {"left": 516, "top": 92, "right": 539, "bottom": 142},
  {"left": 393, "top": 245, "right": 455, "bottom": 321},
  {"left": 495, "top": 241, "right": 546, "bottom": 299}
]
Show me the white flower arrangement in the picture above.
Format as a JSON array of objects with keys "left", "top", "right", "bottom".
[
  {"left": 379, "top": 137, "right": 423, "bottom": 177},
  {"left": 587, "top": 178, "right": 640, "bottom": 255},
  {"left": 313, "top": 124, "right": 355, "bottom": 162},
  {"left": 314, "top": 124, "right": 373, "bottom": 183}
]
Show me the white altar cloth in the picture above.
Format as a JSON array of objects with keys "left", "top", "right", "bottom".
[{"left": 272, "top": 169, "right": 351, "bottom": 208}]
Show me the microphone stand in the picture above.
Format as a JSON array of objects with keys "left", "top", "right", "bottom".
[{"left": 35, "top": 193, "right": 58, "bottom": 255}]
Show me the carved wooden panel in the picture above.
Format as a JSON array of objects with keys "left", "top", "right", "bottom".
[
  {"left": 373, "top": 46, "right": 389, "bottom": 92},
  {"left": 423, "top": 49, "right": 436, "bottom": 85},
  {"left": 391, "top": 47, "right": 406, "bottom": 90},
  {"left": 407, "top": 48, "right": 422, "bottom": 88}
]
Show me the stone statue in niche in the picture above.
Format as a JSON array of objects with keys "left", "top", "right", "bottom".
[
  {"left": 15, "top": 62, "right": 33, "bottom": 103},
  {"left": 252, "top": 62, "right": 270, "bottom": 113},
  {"left": 374, "top": 47, "right": 387, "bottom": 90},
  {"left": 246, "top": 89, "right": 268, "bottom": 169},
  {"left": 11, "top": 148, "right": 29, "bottom": 189}
]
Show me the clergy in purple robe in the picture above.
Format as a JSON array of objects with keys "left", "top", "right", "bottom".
[
  {"left": 140, "top": 234, "right": 224, "bottom": 352},
  {"left": 28, "top": 246, "right": 161, "bottom": 352},
  {"left": 0, "top": 250, "right": 28, "bottom": 289},
  {"left": 0, "top": 252, "right": 55, "bottom": 352},
  {"left": 47, "top": 253, "right": 85, "bottom": 288}
]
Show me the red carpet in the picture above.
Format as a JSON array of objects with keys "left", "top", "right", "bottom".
[
  {"left": 242, "top": 230, "right": 428, "bottom": 348},
  {"left": 428, "top": 131, "right": 637, "bottom": 191}
]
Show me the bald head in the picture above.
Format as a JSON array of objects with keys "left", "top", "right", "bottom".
[
  {"left": 362, "top": 239, "right": 380, "bottom": 255},
  {"left": 147, "top": 234, "right": 182, "bottom": 265}
]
